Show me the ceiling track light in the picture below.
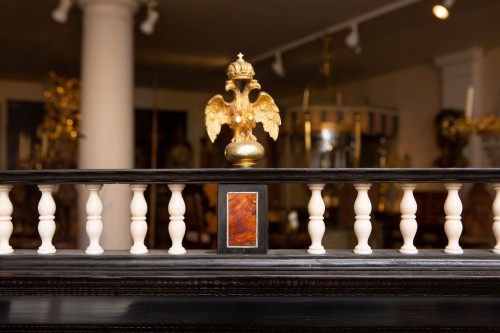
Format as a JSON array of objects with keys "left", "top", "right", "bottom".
[
  {"left": 140, "top": 0, "right": 160, "bottom": 35},
  {"left": 271, "top": 52, "right": 286, "bottom": 78},
  {"left": 52, "top": 0, "right": 73, "bottom": 24},
  {"left": 345, "top": 23, "right": 362, "bottom": 54},
  {"left": 433, "top": 0, "right": 455, "bottom": 20},
  {"left": 251, "top": 0, "right": 423, "bottom": 65},
  {"left": 51, "top": 0, "right": 160, "bottom": 33}
]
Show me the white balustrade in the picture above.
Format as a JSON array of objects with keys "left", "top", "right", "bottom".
[
  {"left": 0, "top": 185, "right": 14, "bottom": 254},
  {"left": 493, "top": 183, "right": 500, "bottom": 254},
  {"left": 37, "top": 185, "right": 57, "bottom": 254},
  {"left": 444, "top": 183, "right": 463, "bottom": 254},
  {"left": 85, "top": 184, "right": 104, "bottom": 255},
  {"left": 130, "top": 184, "right": 148, "bottom": 254},
  {"left": 354, "top": 183, "right": 372, "bottom": 254},
  {"left": 399, "top": 183, "right": 418, "bottom": 254},
  {"left": 307, "top": 184, "right": 326, "bottom": 254},
  {"left": 168, "top": 184, "right": 186, "bottom": 254}
]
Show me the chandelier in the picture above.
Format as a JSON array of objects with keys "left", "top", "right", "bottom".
[{"left": 284, "top": 36, "right": 398, "bottom": 169}]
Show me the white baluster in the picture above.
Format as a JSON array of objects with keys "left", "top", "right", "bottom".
[
  {"left": 0, "top": 185, "right": 14, "bottom": 254},
  {"left": 444, "top": 183, "right": 463, "bottom": 254},
  {"left": 168, "top": 184, "right": 186, "bottom": 254},
  {"left": 354, "top": 183, "right": 372, "bottom": 254},
  {"left": 307, "top": 184, "right": 326, "bottom": 254},
  {"left": 492, "top": 183, "right": 500, "bottom": 254},
  {"left": 85, "top": 184, "right": 103, "bottom": 255},
  {"left": 38, "top": 185, "right": 56, "bottom": 254},
  {"left": 130, "top": 184, "right": 148, "bottom": 254},
  {"left": 399, "top": 183, "right": 418, "bottom": 254}
]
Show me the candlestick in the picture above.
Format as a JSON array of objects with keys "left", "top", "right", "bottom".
[
  {"left": 465, "top": 86, "right": 474, "bottom": 119},
  {"left": 302, "top": 87, "right": 310, "bottom": 110}
]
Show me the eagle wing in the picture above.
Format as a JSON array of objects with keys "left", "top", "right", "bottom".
[
  {"left": 205, "top": 95, "right": 231, "bottom": 142},
  {"left": 253, "top": 92, "right": 281, "bottom": 140}
]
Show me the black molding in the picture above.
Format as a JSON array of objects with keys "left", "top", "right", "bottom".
[
  {"left": 0, "top": 250, "right": 499, "bottom": 330},
  {"left": 1, "top": 168, "right": 500, "bottom": 184},
  {"left": 0, "top": 326, "right": 497, "bottom": 333}
]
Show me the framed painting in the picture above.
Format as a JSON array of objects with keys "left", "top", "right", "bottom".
[{"left": 217, "top": 184, "right": 268, "bottom": 254}]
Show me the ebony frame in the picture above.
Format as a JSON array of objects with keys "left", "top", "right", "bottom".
[
  {"left": 217, "top": 184, "right": 267, "bottom": 254},
  {"left": 1, "top": 169, "right": 500, "bottom": 330}
]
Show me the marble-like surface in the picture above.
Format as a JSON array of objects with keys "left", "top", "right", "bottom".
[{"left": 227, "top": 193, "right": 257, "bottom": 247}]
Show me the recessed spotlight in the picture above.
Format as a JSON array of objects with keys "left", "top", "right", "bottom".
[{"left": 433, "top": 0, "right": 455, "bottom": 20}]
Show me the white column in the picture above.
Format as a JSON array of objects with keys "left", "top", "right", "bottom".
[
  {"left": 85, "top": 184, "right": 103, "bottom": 254},
  {"left": 0, "top": 185, "right": 14, "bottom": 254},
  {"left": 444, "top": 183, "right": 463, "bottom": 254},
  {"left": 307, "top": 184, "right": 326, "bottom": 254},
  {"left": 492, "top": 183, "right": 500, "bottom": 254},
  {"left": 130, "top": 184, "right": 148, "bottom": 254},
  {"left": 353, "top": 183, "right": 372, "bottom": 255},
  {"left": 168, "top": 184, "right": 186, "bottom": 255},
  {"left": 76, "top": 0, "right": 138, "bottom": 250},
  {"left": 38, "top": 185, "right": 57, "bottom": 254},
  {"left": 399, "top": 183, "right": 418, "bottom": 254}
]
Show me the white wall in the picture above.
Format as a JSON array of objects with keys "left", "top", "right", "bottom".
[
  {"left": 480, "top": 47, "right": 500, "bottom": 167},
  {"left": 481, "top": 47, "right": 500, "bottom": 116}
]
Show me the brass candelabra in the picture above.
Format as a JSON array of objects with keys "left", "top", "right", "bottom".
[{"left": 18, "top": 71, "right": 80, "bottom": 169}]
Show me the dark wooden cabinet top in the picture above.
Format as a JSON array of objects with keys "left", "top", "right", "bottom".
[{"left": 0, "top": 250, "right": 499, "bottom": 331}]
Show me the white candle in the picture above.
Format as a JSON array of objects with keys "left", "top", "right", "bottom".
[
  {"left": 26, "top": 134, "right": 31, "bottom": 161},
  {"left": 18, "top": 132, "right": 30, "bottom": 161},
  {"left": 18, "top": 133, "right": 22, "bottom": 159},
  {"left": 302, "top": 87, "right": 310, "bottom": 110},
  {"left": 41, "top": 133, "right": 48, "bottom": 158},
  {"left": 465, "top": 86, "right": 474, "bottom": 119}
]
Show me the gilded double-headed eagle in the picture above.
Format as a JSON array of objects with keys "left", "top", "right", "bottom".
[{"left": 205, "top": 53, "right": 281, "bottom": 143}]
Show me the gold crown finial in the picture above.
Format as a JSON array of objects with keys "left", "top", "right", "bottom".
[
  {"left": 206, "top": 53, "right": 281, "bottom": 168},
  {"left": 227, "top": 53, "right": 255, "bottom": 80}
]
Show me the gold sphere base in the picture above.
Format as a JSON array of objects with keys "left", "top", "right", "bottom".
[{"left": 225, "top": 141, "right": 265, "bottom": 168}]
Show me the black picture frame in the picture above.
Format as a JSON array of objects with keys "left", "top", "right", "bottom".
[{"left": 217, "top": 184, "right": 268, "bottom": 254}]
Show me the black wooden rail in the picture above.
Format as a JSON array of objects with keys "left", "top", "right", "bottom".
[
  {"left": 0, "top": 168, "right": 499, "bottom": 331},
  {"left": 1, "top": 167, "right": 500, "bottom": 184}
]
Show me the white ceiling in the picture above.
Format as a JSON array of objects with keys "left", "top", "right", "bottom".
[{"left": 1, "top": 0, "right": 500, "bottom": 99}]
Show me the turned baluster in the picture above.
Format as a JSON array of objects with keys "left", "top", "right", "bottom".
[
  {"left": 0, "top": 185, "right": 14, "bottom": 254},
  {"left": 130, "top": 184, "right": 148, "bottom": 254},
  {"left": 307, "top": 184, "right": 326, "bottom": 254},
  {"left": 354, "top": 183, "right": 372, "bottom": 254},
  {"left": 85, "top": 184, "right": 103, "bottom": 255},
  {"left": 168, "top": 184, "right": 186, "bottom": 254},
  {"left": 38, "top": 185, "right": 56, "bottom": 254},
  {"left": 493, "top": 183, "right": 500, "bottom": 254},
  {"left": 399, "top": 183, "right": 418, "bottom": 254},
  {"left": 444, "top": 183, "right": 463, "bottom": 254}
]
